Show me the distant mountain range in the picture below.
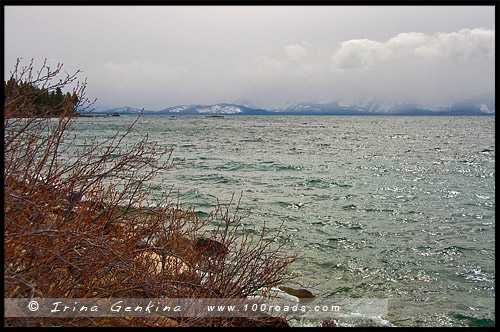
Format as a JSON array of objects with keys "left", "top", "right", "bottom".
[
  {"left": 89, "top": 104, "right": 271, "bottom": 116},
  {"left": 90, "top": 97, "right": 495, "bottom": 116}
]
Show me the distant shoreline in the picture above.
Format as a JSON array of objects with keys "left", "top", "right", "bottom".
[
  {"left": 79, "top": 112, "right": 120, "bottom": 118},
  {"left": 87, "top": 113, "right": 495, "bottom": 117}
]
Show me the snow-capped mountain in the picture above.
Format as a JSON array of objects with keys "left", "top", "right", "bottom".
[
  {"left": 91, "top": 103, "right": 271, "bottom": 116},
  {"left": 280, "top": 96, "right": 495, "bottom": 115},
  {"left": 90, "top": 97, "right": 494, "bottom": 116},
  {"left": 158, "top": 103, "right": 270, "bottom": 115}
]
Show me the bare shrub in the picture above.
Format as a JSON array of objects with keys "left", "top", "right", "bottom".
[{"left": 4, "top": 59, "right": 296, "bottom": 327}]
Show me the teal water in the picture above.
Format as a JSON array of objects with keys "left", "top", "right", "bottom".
[{"left": 71, "top": 115, "right": 495, "bottom": 327}]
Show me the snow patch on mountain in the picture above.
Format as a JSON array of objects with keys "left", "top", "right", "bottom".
[
  {"left": 166, "top": 106, "right": 190, "bottom": 113},
  {"left": 92, "top": 95, "right": 494, "bottom": 116},
  {"left": 196, "top": 105, "right": 243, "bottom": 114},
  {"left": 479, "top": 103, "right": 491, "bottom": 113}
]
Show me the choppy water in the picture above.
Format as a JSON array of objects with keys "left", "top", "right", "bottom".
[{"left": 72, "top": 115, "right": 495, "bottom": 327}]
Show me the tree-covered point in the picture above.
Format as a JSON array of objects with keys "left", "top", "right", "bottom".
[{"left": 4, "top": 77, "right": 79, "bottom": 117}]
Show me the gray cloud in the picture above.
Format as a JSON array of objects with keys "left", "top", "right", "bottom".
[
  {"left": 328, "top": 28, "right": 495, "bottom": 105},
  {"left": 4, "top": 6, "right": 495, "bottom": 110},
  {"left": 330, "top": 28, "right": 494, "bottom": 71}
]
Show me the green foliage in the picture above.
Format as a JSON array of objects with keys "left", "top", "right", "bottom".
[{"left": 4, "top": 77, "right": 79, "bottom": 117}]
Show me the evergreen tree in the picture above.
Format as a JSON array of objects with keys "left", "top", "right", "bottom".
[
  {"left": 4, "top": 77, "right": 79, "bottom": 117},
  {"left": 55, "top": 87, "right": 63, "bottom": 105}
]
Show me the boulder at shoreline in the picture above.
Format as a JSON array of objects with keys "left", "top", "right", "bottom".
[{"left": 278, "top": 286, "right": 314, "bottom": 302}]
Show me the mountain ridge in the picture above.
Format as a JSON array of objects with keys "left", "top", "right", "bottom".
[{"left": 89, "top": 97, "right": 495, "bottom": 116}]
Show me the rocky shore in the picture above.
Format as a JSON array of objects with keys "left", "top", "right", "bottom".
[{"left": 4, "top": 175, "right": 296, "bottom": 327}]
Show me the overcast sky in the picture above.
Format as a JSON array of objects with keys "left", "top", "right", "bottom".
[{"left": 4, "top": 5, "right": 495, "bottom": 110}]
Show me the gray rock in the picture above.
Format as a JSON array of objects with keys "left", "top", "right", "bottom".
[
  {"left": 194, "top": 237, "right": 229, "bottom": 257},
  {"left": 278, "top": 286, "right": 315, "bottom": 302}
]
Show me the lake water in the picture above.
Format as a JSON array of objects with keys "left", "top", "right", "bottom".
[{"left": 72, "top": 115, "right": 495, "bottom": 327}]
